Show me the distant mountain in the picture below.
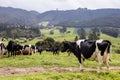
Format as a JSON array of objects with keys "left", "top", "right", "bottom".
[
  {"left": 0, "top": 7, "right": 39, "bottom": 26},
  {"left": 0, "top": 7, "right": 120, "bottom": 28},
  {"left": 38, "top": 8, "right": 120, "bottom": 27}
]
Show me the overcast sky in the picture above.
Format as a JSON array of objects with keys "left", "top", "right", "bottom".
[{"left": 0, "top": 0, "right": 120, "bottom": 13}]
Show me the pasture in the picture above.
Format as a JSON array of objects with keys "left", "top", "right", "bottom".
[{"left": 0, "top": 28, "right": 120, "bottom": 80}]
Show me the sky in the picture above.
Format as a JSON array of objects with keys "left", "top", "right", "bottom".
[{"left": 0, "top": 0, "right": 120, "bottom": 13}]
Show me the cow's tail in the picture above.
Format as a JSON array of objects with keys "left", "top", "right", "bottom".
[
  {"left": 107, "top": 41, "right": 112, "bottom": 62},
  {"left": 107, "top": 41, "right": 112, "bottom": 54}
]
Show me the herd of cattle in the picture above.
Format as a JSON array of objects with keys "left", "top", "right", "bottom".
[
  {"left": 0, "top": 40, "right": 60, "bottom": 57},
  {"left": 0, "top": 39, "right": 112, "bottom": 73}
]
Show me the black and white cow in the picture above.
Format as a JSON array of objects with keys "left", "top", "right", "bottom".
[
  {"left": 22, "top": 45, "right": 34, "bottom": 55},
  {"left": 0, "top": 41, "right": 7, "bottom": 57},
  {"left": 6, "top": 40, "right": 23, "bottom": 56},
  {"left": 31, "top": 45, "right": 37, "bottom": 53},
  {"left": 61, "top": 39, "right": 111, "bottom": 73}
]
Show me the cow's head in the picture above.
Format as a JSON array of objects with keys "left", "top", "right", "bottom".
[
  {"left": 61, "top": 41, "right": 69, "bottom": 52},
  {"left": 61, "top": 41, "right": 76, "bottom": 52}
]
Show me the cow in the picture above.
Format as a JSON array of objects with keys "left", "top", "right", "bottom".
[
  {"left": 67, "top": 50, "right": 72, "bottom": 56},
  {"left": 61, "top": 39, "right": 111, "bottom": 73},
  {"left": 31, "top": 45, "right": 37, "bottom": 53},
  {"left": 37, "top": 46, "right": 43, "bottom": 55},
  {"left": 45, "top": 47, "right": 59, "bottom": 55},
  {"left": 6, "top": 40, "right": 23, "bottom": 57},
  {"left": 22, "top": 45, "right": 33, "bottom": 55},
  {"left": 52, "top": 47, "right": 59, "bottom": 55},
  {"left": 0, "top": 41, "right": 7, "bottom": 57},
  {"left": 15, "top": 51, "right": 22, "bottom": 55},
  {"left": 46, "top": 47, "right": 52, "bottom": 52}
]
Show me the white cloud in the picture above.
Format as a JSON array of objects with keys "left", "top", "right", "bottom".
[
  {"left": 77, "top": 0, "right": 120, "bottom": 9},
  {"left": 0, "top": 0, "right": 120, "bottom": 12}
]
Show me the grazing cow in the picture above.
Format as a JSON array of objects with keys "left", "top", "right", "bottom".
[
  {"left": 22, "top": 45, "right": 33, "bottom": 55},
  {"left": 0, "top": 41, "right": 7, "bottom": 57},
  {"left": 46, "top": 47, "right": 59, "bottom": 55},
  {"left": 67, "top": 50, "right": 72, "bottom": 56},
  {"left": 37, "top": 46, "right": 43, "bottom": 55},
  {"left": 31, "top": 45, "right": 37, "bottom": 53},
  {"left": 15, "top": 51, "right": 22, "bottom": 55},
  {"left": 52, "top": 47, "right": 59, "bottom": 55},
  {"left": 46, "top": 47, "right": 52, "bottom": 52},
  {"left": 6, "top": 40, "right": 23, "bottom": 56},
  {"left": 61, "top": 39, "right": 111, "bottom": 73}
]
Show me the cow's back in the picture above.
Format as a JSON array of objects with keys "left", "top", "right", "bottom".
[{"left": 81, "top": 40, "right": 96, "bottom": 59}]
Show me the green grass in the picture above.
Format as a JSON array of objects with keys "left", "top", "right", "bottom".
[
  {"left": 0, "top": 52, "right": 78, "bottom": 68},
  {"left": 0, "top": 71, "right": 120, "bottom": 80},
  {"left": 0, "top": 52, "right": 120, "bottom": 68},
  {"left": 0, "top": 28, "right": 120, "bottom": 79},
  {"left": 40, "top": 28, "right": 77, "bottom": 41}
]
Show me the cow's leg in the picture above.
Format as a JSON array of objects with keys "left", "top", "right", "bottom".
[
  {"left": 12, "top": 52, "right": 14, "bottom": 56},
  {"left": 68, "top": 52, "right": 71, "bottom": 56},
  {"left": 13, "top": 51, "right": 16, "bottom": 56},
  {"left": 57, "top": 52, "right": 59, "bottom": 55},
  {"left": 77, "top": 56, "right": 84, "bottom": 71},
  {"left": 103, "top": 48, "right": 110, "bottom": 73},
  {"left": 39, "top": 52, "right": 41, "bottom": 55},
  {"left": 11, "top": 52, "right": 13, "bottom": 56},
  {"left": 0, "top": 49, "right": 2, "bottom": 57},
  {"left": 8, "top": 52, "right": 9, "bottom": 57},
  {"left": 8, "top": 52, "right": 10, "bottom": 57},
  {"left": 14, "top": 51, "right": 16, "bottom": 56},
  {"left": 20, "top": 50, "right": 23, "bottom": 55},
  {"left": 105, "top": 54, "right": 110, "bottom": 73},
  {"left": 80, "top": 58, "right": 84, "bottom": 71},
  {"left": 0, "top": 51, "right": 1, "bottom": 58},
  {"left": 97, "top": 52, "right": 103, "bottom": 74},
  {"left": 53, "top": 52, "right": 54, "bottom": 55},
  {"left": 106, "top": 60, "right": 109, "bottom": 73}
]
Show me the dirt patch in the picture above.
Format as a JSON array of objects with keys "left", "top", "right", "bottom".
[
  {"left": 0, "top": 66, "right": 120, "bottom": 76},
  {"left": 50, "top": 66, "right": 120, "bottom": 72},
  {"left": 0, "top": 67, "right": 46, "bottom": 76}
]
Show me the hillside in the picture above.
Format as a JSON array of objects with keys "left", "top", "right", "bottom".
[
  {"left": 38, "top": 8, "right": 120, "bottom": 27},
  {"left": 58, "top": 16, "right": 120, "bottom": 27},
  {"left": 0, "top": 7, "right": 120, "bottom": 28},
  {"left": 0, "top": 7, "right": 39, "bottom": 26}
]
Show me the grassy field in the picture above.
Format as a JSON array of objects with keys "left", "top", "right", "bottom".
[
  {"left": 0, "top": 28, "right": 120, "bottom": 80},
  {"left": 0, "top": 71, "right": 120, "bottom": 80},
  {"left": 0, "top": 52, "right": 120, "bottom": 68}
]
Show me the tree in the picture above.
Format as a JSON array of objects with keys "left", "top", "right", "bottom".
[
  {"left": 35, "top": 37, "right": 60, "bottom": 49},
  {"left": 101, "top": 27, "right": 119, "bottom": 38},
  {"left": 44, "top": 37, "right": 55, "bottom": 47},
  {"left": 0, "top": 25, "right": 41, "bottom": 38},
  {"left": 74, "top": 36, "right": 79, "bottom": 41},
  {"left": 77, "top": 28, "right": 86, "bottom": 39},
  {"left": 88, "top": 28, "right": 100, "bottom": 40}
]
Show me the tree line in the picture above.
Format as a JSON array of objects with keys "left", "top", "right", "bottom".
[
  {"left": 75, "top": 27, "right": 119, "bottom": 41},
  {"left": 0, "top": 24, "right": 41, "bottom": 39}
]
